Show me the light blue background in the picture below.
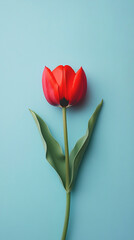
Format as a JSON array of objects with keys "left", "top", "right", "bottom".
[{"left": 0, "top": 0, "right": 134, "bottom": 239}]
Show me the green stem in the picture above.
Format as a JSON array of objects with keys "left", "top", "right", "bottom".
[
  {"left": 62, "top": 107, "right": 70, "bottom": 189},
  {"left": 61, "top": 107, "right": 71, "bottom": 240},
  {"left": 61, "top": 192, "right": 70, "bottom": 240}
]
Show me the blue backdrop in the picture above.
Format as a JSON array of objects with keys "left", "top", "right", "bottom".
[{"left": 0, "top": 0, "right": 134, "bottom": 239}]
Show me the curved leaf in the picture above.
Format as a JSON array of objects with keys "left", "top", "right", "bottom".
[
  {"left": 29, "top": 110, "right": 66, "bottom": 189},
  {"left": 69, "top": 99, "right": 103, "bottom": 190}
]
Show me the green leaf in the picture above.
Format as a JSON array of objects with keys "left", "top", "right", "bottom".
[
  {"left": 69, "top": 99, "right": 103, "bottom": 191},
  {"left": 29, "top": 110, "right": 66, "bottom": 189}
]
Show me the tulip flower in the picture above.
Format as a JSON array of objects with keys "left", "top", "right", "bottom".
[
  {"left": 42, "top": 65, "right": 87, "bottom": 107},
  {"left": 30, "top": 65, "right": 103, "bottom": 240}
]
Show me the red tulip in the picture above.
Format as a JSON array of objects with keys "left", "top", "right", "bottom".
[{"left": 42, "top": 65, "right": 87, "bottom": 107}]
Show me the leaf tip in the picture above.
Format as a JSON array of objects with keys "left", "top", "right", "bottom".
[
  {"left": 29, "top": 108, "right": 33, "bottom": 113},
  {"left": 101, "top": 99, "right": 103, "bottom": 106}
]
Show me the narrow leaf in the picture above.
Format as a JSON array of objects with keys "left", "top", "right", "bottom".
[
  {"left": 69, "top": 99, "right": 103, "bottom": 190},
  {"left": 29, "top": 110, "right": 66, "bottom": 189}
]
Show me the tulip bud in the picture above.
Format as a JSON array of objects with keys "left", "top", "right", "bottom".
[{"left": 42, "top": 65, "right": 87, "bottom": 107}]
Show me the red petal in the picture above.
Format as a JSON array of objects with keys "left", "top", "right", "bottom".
[
  {"left": 52, "top": 65, "right": 75, "bottom": 101},
  {"left": 42, "top": 67, "right": 59, "bottom": 106},
  {"left": 64, "top": 65, "right": 75, "bottom": 100},
  {"left": 52, "top": 65, "right": 64, "bottom": 100},
  {"left": 69, "top": 67, "right": 87, "bottom": 105}
]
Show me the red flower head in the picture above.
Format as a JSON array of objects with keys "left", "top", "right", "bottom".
[{"left": 42, "top": 65, "right": 87, "bottom": 107}]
